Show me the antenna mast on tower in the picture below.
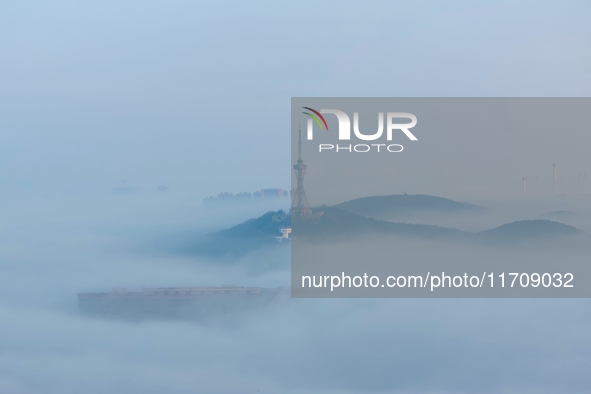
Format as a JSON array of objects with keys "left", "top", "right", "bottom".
[{"left": 291, "top": 124, "right": 312, "bottom": 217}]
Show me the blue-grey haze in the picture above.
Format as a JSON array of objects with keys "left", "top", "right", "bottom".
[{"left": 1, "top": 1, "right": 590, "bottom": 393}]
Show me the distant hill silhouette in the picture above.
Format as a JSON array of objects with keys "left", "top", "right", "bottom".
[
  {"left": 189, "top": 207, "right": 585, "bottom": 257},
  {"left": 295, "top": 208, "right": 583, "bottom": 244},
  {"left": 478, "top": 219, "right": 582, "bottom": 244},
  {"left": 189, "top": 210, "right": 290, "bottom": 257},
  {"left": 541, "top": 210, "right": 578, "bottom": 218},
  {"left": 292, "top": 207, "right": 464, "bottom": 241},
  {"left": 334, "top": 194, "right": 484, "bottom": 220}
]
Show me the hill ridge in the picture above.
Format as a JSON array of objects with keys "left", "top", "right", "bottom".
[
  {"left": 189, "top": 207, "right": 584, "bottom": 257},
  {"left": 334, "top": 194, "right": 484, "bottom": 220}
]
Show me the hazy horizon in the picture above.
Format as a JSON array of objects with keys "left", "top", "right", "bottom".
[{"left": 1, "top": 1, "right": 591, "bottom": 393}]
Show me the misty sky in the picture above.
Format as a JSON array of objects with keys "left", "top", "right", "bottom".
[
  {"left": 1, "top": 1, "right": 591, "bottom": 197},
  {"left": 1, "top": 2, "right": 591, "bottom": 394}
]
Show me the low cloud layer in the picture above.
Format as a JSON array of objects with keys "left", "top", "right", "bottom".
[{"left": 1, "top": 193, "right": 590, "bottom": 393}]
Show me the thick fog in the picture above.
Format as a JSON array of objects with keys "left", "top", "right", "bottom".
[
  {"left": 2, "top": 194, "right": 591, "bottom": 393},
  {"left": 1, "top": 1, "right": 591, "bottom": 393}
]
